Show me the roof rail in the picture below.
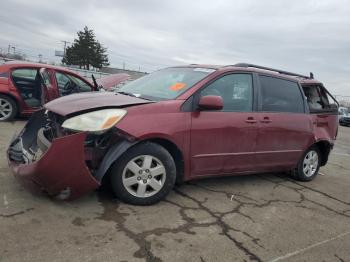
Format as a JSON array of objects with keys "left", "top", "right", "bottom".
[{"left": 233, "top": 63, "right": 312, "bottom": 79}]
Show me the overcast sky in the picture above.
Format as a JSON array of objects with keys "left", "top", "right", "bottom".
[{"left": 0, "top": 0, "right": 349, "bottom": 95}]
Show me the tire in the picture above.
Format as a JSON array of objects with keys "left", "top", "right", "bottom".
[
  {"left": 110, "top": 142, "right": 176, "bottom": 205},
  {"left": 0, "top": 94, "right": 17, "bottom": 121},
  {"left": 291, "top": 146, "right": 321, "bottom": 182}
]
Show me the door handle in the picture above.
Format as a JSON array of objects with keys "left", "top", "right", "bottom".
[
  {"left": 260, "top": 116, "right": 272, "bottom": 123},
  {"left": 245, "top": 117, "right": 257, "bottom": 124}
]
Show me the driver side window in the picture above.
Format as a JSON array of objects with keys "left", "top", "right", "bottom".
[
  {"left": 55, "top": 72, "right": 92, "bottom": 96},
  {"left": 200, "top": 74, "right": 253, "bottom": 112},
  {"left": 55, "top": 72, "right": 72, "bottom": 97}
]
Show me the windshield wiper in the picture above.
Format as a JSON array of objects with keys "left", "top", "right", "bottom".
[
  {"left": 117, "top": 91, "right": 153, "bottom": 101},
  {"left": 117, "top": 91, "right": 137, "bottom": 97}
]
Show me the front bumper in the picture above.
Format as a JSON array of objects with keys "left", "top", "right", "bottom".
[{"left": 7, "top": 110, "right": 100, "bottom": 200}]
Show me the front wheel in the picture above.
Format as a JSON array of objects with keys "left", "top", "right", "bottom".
[
  {"left": 291, "top": 146, "right": 321, "bottom": 181},
  {"left": 110, "top": 142, "right": 176, "bottom": 205}
]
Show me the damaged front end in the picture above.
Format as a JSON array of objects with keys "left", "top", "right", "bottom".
[{"left": 7, "top": 109, "right": 134, "bottom": 200}]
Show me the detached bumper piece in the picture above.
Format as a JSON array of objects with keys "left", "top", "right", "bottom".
[{"left": 7, "top": 110, "right": 100, "bottom": 200}]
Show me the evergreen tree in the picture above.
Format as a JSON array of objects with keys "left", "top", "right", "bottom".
[{"left": 62, "top": 26, "right": 110, "bottom": 69}]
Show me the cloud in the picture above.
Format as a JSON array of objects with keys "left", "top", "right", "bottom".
[{"left": 0, "top": 0, "right": 349, "bottom": 95}]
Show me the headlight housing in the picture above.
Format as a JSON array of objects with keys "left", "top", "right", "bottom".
[{"left": 62, "top": 109, "right": 127, "bottom": 134}]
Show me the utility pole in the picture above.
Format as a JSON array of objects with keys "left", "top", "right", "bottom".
[
  {"left": 61, "top": 40, "right": 70, "bottom": 57},
  {"left": 38, "top": 54, "right": 42, "bottom": 63},
  {"left": 8, "top": 44, "right": 11, "bottom": 54}
]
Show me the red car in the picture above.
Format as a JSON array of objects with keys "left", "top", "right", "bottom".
[
  {"left": 0, "top": 61, "right": 129, "bottom": 121},
  {"left": 7, "top": 63, "right": 339, "bottom": 205}
]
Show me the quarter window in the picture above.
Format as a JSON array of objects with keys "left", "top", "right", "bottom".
[
  {"left": 259, "top": 76, "right": 304, "bottom": 113},
  {"left": 200, "top": 74, "right": 253, "bottom": 112}
]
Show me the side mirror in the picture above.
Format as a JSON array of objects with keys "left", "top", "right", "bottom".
[{"left": 198, "top": 95, "right": 223, "bottom": 110}]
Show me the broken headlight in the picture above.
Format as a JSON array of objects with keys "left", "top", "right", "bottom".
[{"left": 62, "top": 109, "right": 127, "bottom": 134}]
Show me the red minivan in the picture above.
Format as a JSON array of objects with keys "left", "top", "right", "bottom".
[{"left": 7, "top": 63, "right": 339, "bottom": 205}]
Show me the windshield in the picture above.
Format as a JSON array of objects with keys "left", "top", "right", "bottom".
[{"left": 118, "top": 67, "right": 215, "bottom": 100}]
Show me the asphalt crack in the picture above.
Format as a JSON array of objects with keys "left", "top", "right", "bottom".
[
  {"left": 97, "top": 197, "right": 163, "bottom": 262},
  {"left": 259, "top": 175, "right": 350, "bottom": 218},
  {"left": 0, "top": 208, "right": 34, "bottom": 218},
  {"left": 173, "top": 188, "right": 263, "bottom": 261},
  {"left": 96, "top": 171, "right": 350, "bottom": 261}
]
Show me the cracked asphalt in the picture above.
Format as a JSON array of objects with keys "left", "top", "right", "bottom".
[{"left": 1, "top": 121, "right": 350, "bottom": 262}]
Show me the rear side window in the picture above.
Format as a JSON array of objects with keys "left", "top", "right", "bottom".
[
  {"left": 259, "top": 76, "right": 304, "bottom": 113},
  {"left": 302, "top": 85, "right": 337, "bottom": 113},
  {"left": 12, "top": 69, "right": 37, "bottom": 80}
]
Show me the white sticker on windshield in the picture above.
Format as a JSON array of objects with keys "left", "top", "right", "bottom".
[{"left": 193, "top": 68, "right": 216, "bottom": 73}]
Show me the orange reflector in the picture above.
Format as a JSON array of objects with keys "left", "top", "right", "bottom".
[
  {"left": 170, "top": 82, "right": 186, "bottom": 91},
  {"left": 101, "top": 116, "right": 120, "bottom": 129}
]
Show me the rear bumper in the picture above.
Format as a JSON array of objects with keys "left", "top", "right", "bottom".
[{"left": 7, "top": 111, "right": 100, "bottom": 200}]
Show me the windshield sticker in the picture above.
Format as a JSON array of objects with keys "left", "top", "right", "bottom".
[
  {"left": 193, "top": 68, "right": 216, "bottom": 73},
  {"left": 170, "top": 82, "right": 187, "bottom": 91}
]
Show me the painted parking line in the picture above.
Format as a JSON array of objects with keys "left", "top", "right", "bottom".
[{"left": 269, "top": 231, "right": 350, "bottom": 262}]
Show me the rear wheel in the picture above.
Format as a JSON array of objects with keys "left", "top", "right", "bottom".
[
  {"left": 0, "top": 95, "right": 17, "bottom": 121},
  {"left": 291, "top": 146, "right": 320, "bottom": 181},
  {"left": 110, "top": 142, "right": 176, "bottom": 205}
]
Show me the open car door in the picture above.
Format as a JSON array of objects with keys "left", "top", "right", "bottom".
[
  {"left": 39, "top": 68, "right": 56, "bottom": 105},
  {"left": 97, "top": 73, "right": 130, "bottom": 91}
]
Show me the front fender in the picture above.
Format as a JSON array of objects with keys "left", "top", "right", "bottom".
[{"left": 94, "top": 140, "right": 136, "bottom": 181}]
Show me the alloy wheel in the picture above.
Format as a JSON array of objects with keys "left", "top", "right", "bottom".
[
  {"left": 303, "top": 150, "right": 319, "bottom": 177},
  {"left": 0, "top": 98, "right": 13, "bottom": 120},
  {"left": 122, "top": 155, "right": 167, "bottom": 198}
]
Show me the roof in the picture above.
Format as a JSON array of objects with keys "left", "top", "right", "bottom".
[
  {"left": 173, "top": 63, "right": 322, "bottom": 84},
  {"left": 1, "top": 60, "right": 79, "bottom": 75}
]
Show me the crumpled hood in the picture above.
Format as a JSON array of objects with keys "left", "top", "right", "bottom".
[{"left": 45, "top": 92, "right": 152, "bottom": 116}]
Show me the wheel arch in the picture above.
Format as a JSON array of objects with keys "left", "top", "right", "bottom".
[
  {"left": 144, "top": 138, "right": 185, "bottom": 184},
  {"left": 97, "top": 137, "right": 185, "bottom": 185},
  {"left": 313, "top": 139, "right": 333, "bottom": 166}
]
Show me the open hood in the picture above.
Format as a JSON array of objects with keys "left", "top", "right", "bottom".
[
  {"left": 97, "top": 73, "right": 130, "bottom": 90},
  {"left": 45, "top": 92, "right": 152, "bottom": 116}
]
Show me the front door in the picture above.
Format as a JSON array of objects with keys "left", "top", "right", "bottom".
[
  {"left": 190, "top": 73, "right": 259, "bottom": 177},
  {"left": 54, "top": 71, "right": 93, "bottom": 97}
]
